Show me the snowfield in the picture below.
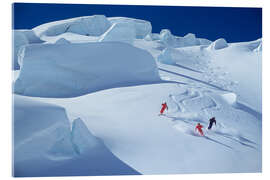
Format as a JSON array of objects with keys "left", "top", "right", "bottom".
[{"left": 12, "top": 15, "right": 262, "bottom": 176}]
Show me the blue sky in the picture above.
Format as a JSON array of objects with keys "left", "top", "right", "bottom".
[{"left": 13, "top": 3, "right": 262, "bottom": 42}]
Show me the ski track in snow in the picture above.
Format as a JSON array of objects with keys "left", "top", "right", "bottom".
[
  {"left": 158, "top": 68, "right": 229, "bottom": 91},
  {"left": 164, "top": 86, "right": 258, "bottom": 150}
]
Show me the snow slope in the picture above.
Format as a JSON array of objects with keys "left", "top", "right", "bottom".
[
  {"left": 28, "top": 82, "right": 261, "bottom": 174},
  {"left": 206, "top": 39, "right": 262, "bottom": 112},
  {"left": 13, "top": 95, "right": 140, "bottom": 177},
  {"left": 138, "top": 38, "right": 262, "bottom": 113},
  {"left": 12, "top": 15, "right": 262, "bottom": 176},
  {"left": 14, "top": 41, "right": 161, "bottom": 97}
]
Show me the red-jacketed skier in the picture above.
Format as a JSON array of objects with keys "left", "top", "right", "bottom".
[
  {"left": 195, "top": 123, "right": 204, "bottom": 136},
  {"left": 159, "top": 102, "right": 168, "bottom": 115}
]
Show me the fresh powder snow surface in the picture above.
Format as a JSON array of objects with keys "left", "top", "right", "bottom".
[{"left": 12, "top": 15, "right": 262, "bottom": 176}]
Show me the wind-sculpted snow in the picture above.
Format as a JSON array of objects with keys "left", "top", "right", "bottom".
[
  {"left": 13, "top": 95, "right": 140, "bottom": 177},
  {"left": 14, "top": 30, "right": 43, "bottom": 44},
  {"left": 14, "top": 42, "right": 161, "bottom": 97},
  {"left": 196, "top": 38, "right": 212, "bottom": 46},
  {"left": 13, "top": 31, "right": 29, "bottom": 70},
  {"left": 157, "top": 48, "right": 176, "bottom": 65},
  {"left": 209, "top": 38, "right": 228, "bottom": 50},
  {"left": 254, "top": 43, "right": 262, "bottom": 52},
  {"left": 157, "top": 46, "right": 209, "bottom": 72},
  {"left": 157, "top": 30, "right": 211, "bottom": 48},
  {"left": 159, "top": 29, "right": 175, "bottom": 47},
  {"left": 33, "top": 15, "right": 112, "bottom": 39},
  {"left": 54, "top": 37, "right": 71, "bottom": 44},
  {"left": 99, "top": 22, "right": 136, "bottom": 44},
  {"left": 233, "top": 39, "right": 262, "bottom": 52},
  {"left": 108, "top": 17, "right": 152, "bottom": 39},
  {"left": 179, "top": 33, "right": 198, "bottom": 47}
]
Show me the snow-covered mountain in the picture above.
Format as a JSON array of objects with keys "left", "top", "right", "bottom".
[{"left": 12, "top": 15, "right": 262, "bottom": 176}]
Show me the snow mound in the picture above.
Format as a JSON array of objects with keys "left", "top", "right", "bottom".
[
  {"left": 244, "top": 39, "right": 262, "bottom": 52},
  {"left": 147, "top": 33, "right": 161, "bottom": 41},
  {"left": 159, "top": 31, "right": 209, "bottom": 48},
  {"left": 181, "top": 33, "right": 197, "bottom": 46},
  {"left": 33, "top": 15, "right": 112, "bottom": 39},
  {"left": 254, "top": 42, "right": 262, "bottom": 52},
  {"left": 99, "top": 22, "right": 136, "bottom": 44},
  {"left": 54, "top": 38, "right": 71, "bottom": 44},
  {"left": 172, "top": 33, "right": 201, "bottom": 48},
  {"left": 13, "top": 31, "right": 29, "bottom": 70},
  {"left": 157, "top": 48, "right": 175, "bottom": 65},
  {"left": 14, "top": 42, "right": 161, "bottom": 97},
  {"left": 209, "top": 38, "right": 228, "bottom": 50},
  {"left": 108, "top": 17, "right": 152, "bottom": 39},
  {"left": 13, "top": 95, "right": 140, "bottom": 177},
  {"left": 197, "top": 38, "right": 212, "bottom": 45},
  {"left": 71, "top": 118, "right": 101, "bottom": 154},
  {"left": 157, "top": 46, "right": 208, "bottom": 71},
  {"left": 221, "top": 93, "right": 237, "bottom": 105},
  {"left": 159, "top": 29, "right": 175, "bottom": 47}
]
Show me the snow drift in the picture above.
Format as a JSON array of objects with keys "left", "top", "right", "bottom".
[
  {"left": 13, "top": 95, "right": 140, "bottom": 177},
  {"left": 157, "top": 46, "right": 208, "bottom": 71},
  {"left": 14, "top": 41, "right": 161, "bottom": 97},
  {"left": 209, "top": 38, "right": 228, "bottom": 50}
]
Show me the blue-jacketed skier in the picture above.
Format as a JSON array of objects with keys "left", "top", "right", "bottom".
[{"left": 208, "top": 117, "right": 216, "bottom": 130}]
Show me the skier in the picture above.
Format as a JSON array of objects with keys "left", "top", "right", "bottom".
[
  {"left": 208, "top": 117, "right": 216, "bottom": 130},
  {"left": 159, "top": 102, "right": 168, "bottom": 115},
  {"left": 195, "top": 123, "right": 204, "bottom": 136}
]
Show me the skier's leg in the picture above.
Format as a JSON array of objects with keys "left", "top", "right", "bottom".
[
  {"left": 208, "top": 123, "right": 212, "bottom": 130},
  {"left": 160, "top": 107, "right": 165, "bottom": 114},
  {"left": 199, "top": 129, "right": 204, "bottom": 136}
]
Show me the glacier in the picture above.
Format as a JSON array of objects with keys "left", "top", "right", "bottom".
[{"left": 12, "top": 14, "right": 262, "bottom": 176}]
